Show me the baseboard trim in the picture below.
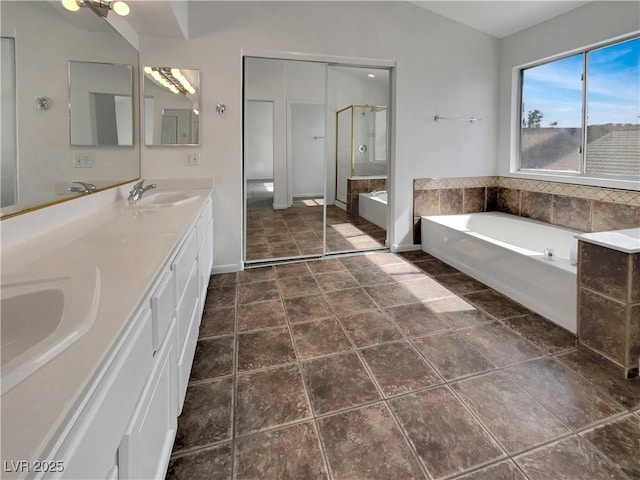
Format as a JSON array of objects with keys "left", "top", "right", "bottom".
[
  {"left": 212, "top": 263, "right": 243, "bottom": 274},
  {"left": 391, "top": 244, "right": 421, "bottom": 253}
]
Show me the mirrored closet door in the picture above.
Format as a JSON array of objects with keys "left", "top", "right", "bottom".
[{"left": 243, "top": 57, "right": 390, "bottom": 264}]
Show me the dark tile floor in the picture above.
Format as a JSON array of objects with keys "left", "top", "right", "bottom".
[
  {"left": 166, "top": 251, "right": 640, "bottom": 480},
  {"left": 246, "top": 197, "right": 386, "bottom": 261}
]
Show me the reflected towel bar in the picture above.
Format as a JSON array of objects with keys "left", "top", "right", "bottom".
[{"left": 434, "top": 115, "right": 481, "bottom": 123}]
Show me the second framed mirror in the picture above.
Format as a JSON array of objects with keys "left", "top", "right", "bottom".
[{"left": 143, "top": 66, "right": 200, "bottom": 146}]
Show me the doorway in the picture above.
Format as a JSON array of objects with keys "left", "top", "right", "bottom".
[{"left": 243, "top": 57, "right": 391, "bottom": 265}]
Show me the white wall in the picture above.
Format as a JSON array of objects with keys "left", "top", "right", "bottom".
[
  {"left": 139, "top": 1, "right": 499, "bottom": 271},
  {"left": 244, "top": 100, "right": 274, "bottom": 180},
  {"left": 497, "top": 1, "right": 640, "bottom": 183}
]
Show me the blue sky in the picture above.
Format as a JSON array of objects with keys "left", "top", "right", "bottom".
[{"left": 522, "top": 37, "right": 639, "bottom": 128}]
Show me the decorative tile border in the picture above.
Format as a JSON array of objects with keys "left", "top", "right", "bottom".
[
  {"left": 497, "top": 178, "right": 640, "bottom": 207},
  {"left": 414, "top": 176, "right": 498, "bottom": 190},
  {"left": 415, "top": 176, "right": 640, "bottom": 207}
]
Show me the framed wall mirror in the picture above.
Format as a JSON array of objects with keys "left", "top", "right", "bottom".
[
  {"left": 143, "top": 67, "right": 200, "bottom": 146},
  {"left": 69, "top": 61, "right": 133, "bottom": 146},
  {"left": 0, "top": 1, "right": 140, "bottom": 218}
]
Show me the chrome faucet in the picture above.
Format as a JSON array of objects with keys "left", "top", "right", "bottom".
[
  {"left": 68, "top": 181, "right": 97, "bottom": 194},
  {"left": 128, "top": 180, "right": 158, "bottom": 204}
]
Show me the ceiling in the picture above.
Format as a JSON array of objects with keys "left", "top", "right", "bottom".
[
  {"left": 410, "top": 1, "right": 591, "bottom": 38},
  {"left": 124, "top": 1, "right": 592, "bottom": 40}
]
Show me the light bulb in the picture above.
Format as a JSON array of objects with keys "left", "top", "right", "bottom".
[
  {"left": 112, "top": 1, "right": 130, "bottom": 16},
  {"left": 367, "top": 73, "right": 376, "bottom": 78},
  {"left": 61, "top": 0, "right": 81, "bottom": 12},
  {"left": 143, "top": 66, "right": 152, "bottom": 74}
]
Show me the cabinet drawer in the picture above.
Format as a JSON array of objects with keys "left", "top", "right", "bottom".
[
  {"left": 196, "top": 199, "right": 212, "bottom": 249},
  {"left": 150, "top": 270, "right": 175, "bottom": 352},
  {"left": 171, "top": 229, "right": 197, "bottom": 303},
  {"left": 53, "top": 310, "right": 153, "bottom": 479},
  {"left": 177, "top": 298, "right": 200, "bottom": 413},
  {"left": 176, "top": 262, "right": 199, "bottom": 352},
  {"left": 119, "top": 321, "right": 177, "bottom": 480}
]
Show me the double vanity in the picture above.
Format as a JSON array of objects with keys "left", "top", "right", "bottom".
[{"left": 1, "top": 181, "right": 214, "bottom": 479}]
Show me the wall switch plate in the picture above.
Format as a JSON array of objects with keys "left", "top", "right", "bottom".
[
  {"left": 73, "top": 153, "right": 94, "bottom": 168},
  {"left": 185, "top": 153, "right": 200, "bottom": 166}
]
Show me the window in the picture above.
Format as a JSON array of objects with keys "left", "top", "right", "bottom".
[{"left": 519, "top": 36, "right": 640, "bottom": 179}]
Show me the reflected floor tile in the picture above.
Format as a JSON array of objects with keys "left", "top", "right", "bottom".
[
  {"left": 360, "top": 341, "right": 442, "bottom": 397},
  {"left": 582, "top": 415, "right": 640, "bottom": 480},
  {"left": 452, "top": 371, "right": 568, "bottom": 453},
  {"left": 237, "top": 300, "right": 286, "bottom": 332},
  {"left": 292, "top": 318, "right": 352, "bottom": 359},
  {"left": 234, "top": 422, "right": 328, "bottom": 480},
  {"left": 426, "top": 296, "right": 492, "bottom": 328},
  {"left": 326, "top": 288, "right": 378, "bottom": 315},
  {"left": 463, "top": 290, "right": 530, "bottom": 320},
  {"left": 384, "top": 303, "right": 448, "bottom": 337},
  {"left": 173, "top": 378, "right": 233, "bottom": 453},
  {"left": 459, "top": 323, "right": 543, "bottom": 367},
  {"left": 389, "top": 386, "right": 504, "bottom": 479},
  {"left": 555, "top": 350, "right": 640, "bottom": 410},
  {"left": 302, "top": 352, "right": 380, "bottom": 415},
  {"left": 284, "top": 295, "right": 335, "bottom": 323},
  {"left": 501, "top": 313, "right": 575, "bottom": 355},
  {"left": 505, "top": 358, "right": 625, "bottom": 430},
  {"left": 190, "top": 336, "right": 234, "bottom": 382},
  {"left": 412, "top": 332, "right": 496, "bottom": 381},
  {"left": 166, "top": 443, "right": 232, "bottom": 480},
  {"left": 317, "top": 403, "right": 425, "bottom": 480},
  {"left": 515, "top": 436, "right": 627, "bottom": 480},
  {"left": 237, "top": 328, "right": 296, "bottom": 372},
  {"left": 199, "top": 307, "right": 235, "bottom": 338},
  {"left": 340, "top": 310, "right": 403, "bottom": 347},
  {"left": 454, "top": 461, "right": 527, "bottom": 480},
  {"left": 235, "top": 364, "right": 311, "bottom": 436}
]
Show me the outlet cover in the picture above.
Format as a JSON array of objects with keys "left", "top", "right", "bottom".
[
  {"left": 73, "top": 153, "right": 94, "bottom": 168},
  {"left": 185, "top": 153, "right": 200, "bottom": 166}
]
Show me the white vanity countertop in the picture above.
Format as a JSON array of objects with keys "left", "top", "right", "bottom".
[
  {"left": 0, "top": 186, "right": 213, "bottom": 472},
  {"left": 576, "top": 228, "right": 640, "bottom": 254}
]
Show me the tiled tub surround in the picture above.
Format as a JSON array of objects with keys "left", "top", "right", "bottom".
[
  {"left": 0, "top": 183, "right": 214, "bottom": 474},
  {"left": 167, "top": 251, "right": 640, "bottom": 480},
  {"left": 346, "top": 177, "right": 387, "bottom": 215},
  {"left": 413, "top": 176, "right": 640, "bottom": 243},
  {"left": 577, "top": 232, "right": 640, "bottom": 378}
]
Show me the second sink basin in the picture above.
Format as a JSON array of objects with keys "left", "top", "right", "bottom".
[
  {"left": 129, "top": 192, "right": 199, "bottom": 208},
  {"left": 1, "top": 268, "right": 101, "bottom": 395}
]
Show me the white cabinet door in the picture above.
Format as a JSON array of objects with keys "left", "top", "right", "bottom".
[
  {"left": 53, "top": 310, "right": 153, "bottom": 480},
  {"left": 119, "top": 321, "right": 177, "bottom": 480}
]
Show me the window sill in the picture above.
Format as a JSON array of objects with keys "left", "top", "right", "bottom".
[{"left": 507, "top": 170, "right": 640, "bottom": 192}]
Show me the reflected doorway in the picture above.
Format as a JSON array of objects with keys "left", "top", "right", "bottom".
[{"left": 244, "top": 57, "right": 391, "bottom": 265}]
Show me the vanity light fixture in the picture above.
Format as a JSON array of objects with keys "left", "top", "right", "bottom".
[
  {"left": 144, "top": 67, "right": 196, "bottom": 96},
  {"left": 61, "top": 0, "right": 130, "bottom": 18}
]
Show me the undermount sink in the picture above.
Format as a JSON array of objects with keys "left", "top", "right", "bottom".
[
  {"left": 1, "top": 268, "right": 101, "bottom": 395},
  {"left": 128, "top": 192, "right": 199, "bottom": 208}
]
